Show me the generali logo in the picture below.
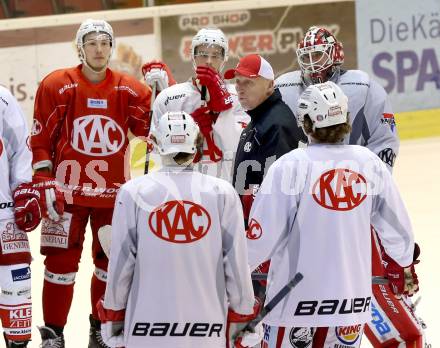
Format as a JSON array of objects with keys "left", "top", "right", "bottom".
[
  {"left": 312, "top": 168, "right": 367, "bottom": 211},
  {"left": 71, "top": 115, "right": 125, "bottom": 156},
  {"left": 149, "top": 200, "right": 211, "bottom": 243}
]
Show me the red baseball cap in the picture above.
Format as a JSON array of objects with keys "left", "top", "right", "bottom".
[{"left": 224, "top": 54, "right": 274, "bottom": 80}]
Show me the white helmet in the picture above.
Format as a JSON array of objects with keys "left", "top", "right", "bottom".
[
  {"left": 191, "top": 27, "right": 228, "bottom": 69},
  {"left": 296, "top": 81, "right": 348, "bottom": 130},
  {"left": 76, "top": 19, "right": 114, "bottom": 64},
  {"left": 152, "top": 111, "right": 200, "bottom": 155}
]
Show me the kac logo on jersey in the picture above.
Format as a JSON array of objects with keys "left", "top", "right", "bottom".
[
  {"left": 71, "top": 115, "right": 125, "bottom": 156},
  {"left": 244, "top": 142, "right": 252, "bottom": 152},
  {"left": 312, "top": 168, "right": 367, "bottom": 211},
  {"left": 289, "top": 327, "right": 314, "bottom": 348},
  {"left": 149, "top": 200, "right": 211, "bottom": 243},
  {"left": 247, "top": 218, "right": 262, "bottom": 240},
  {"left": 335, "top": 324, "right": 362, "bottom": 345},
  {"left": 31, "top": 119, "right": 42, "bottom": 136},
  {"left": 87, "top": 98, "right": 108, "bottom": 109}
]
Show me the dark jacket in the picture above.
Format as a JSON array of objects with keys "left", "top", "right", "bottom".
[{"left": 232, "top": 88, "right": 306, "bottom": 225}]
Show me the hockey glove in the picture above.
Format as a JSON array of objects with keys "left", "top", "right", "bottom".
[
  {"left": 196, "top": 66, "right": 233, "bottom": 113},
  {"left": 227, "top": 298, "right": 263, "bottom": 348},
  {"left": 97, "top": 298, "right": 125, "bottom": 348},
  {"left": 142, "top": 60, "right": 176, "bottom": 92},
  {"left": 32, "top": 173, "right": 64, "bottom": 222},
  {"left": 13, "top": 183, "right": 42, "bottom": 232},
  {"left": 383, "top": 252, "right": 418, "bottom": 296},
  {"left": 191, "top": 107, "right": 223, "bottom": 162}
]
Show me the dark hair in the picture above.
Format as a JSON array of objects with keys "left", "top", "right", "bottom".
[
  {"left": 303, "top": 114, "right": 351, "bottom": 143},
  {"left": 172, "top": 133, "right": 204, "bottom": 164}
]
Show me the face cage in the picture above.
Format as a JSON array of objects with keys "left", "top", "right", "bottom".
[
  {"left": 78, "top": 33, "right": 113, "bottom": 73},
  {"left": 297, "top": 43, "right": 334, "bottom": 74},
  {"left": 191, "top": 43, "right": 226, "bottom": 72}
]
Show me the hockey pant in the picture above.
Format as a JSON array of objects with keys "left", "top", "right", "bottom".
[
  {"left": 365, "top": 229, "right": 428, "bottom": 347},
  {"left": 262, "top": 324, "right": 365, "bottom": 348},
  {"left": 39, "top": 204, "right": 113, "bottom": 327},
  {"left": 0, "top": 263, "right": 32, "bottom": 343}
]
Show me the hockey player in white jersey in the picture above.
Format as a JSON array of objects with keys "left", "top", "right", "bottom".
[
  {"left": 247, "top": 82, "right": 418, "bottom": 348},
  {"left": 98, "top": 111, "right": 262, "bottom": 348},
  {"left": 148, "top": 27, "right": 249, "bottom": 182},
  {"left": 0, "top": 86, "right": 43, "bottom": 347},
  {"left": 275, "top": 26, "right": 428, "bottom": 347}
]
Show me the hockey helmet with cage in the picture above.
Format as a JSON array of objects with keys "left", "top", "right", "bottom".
[
  {"left": 296, "top": 81, "right": 348, "bottom": 131},
  {"left": 296, "top": 26, "right": 344, "bottom": 85},
  {"left": 191, "top": 27, "right": 228, "bottom": 70},
  {"left": 76, "top": 19, "right": 114, "bottom": 63},
  {"left": 151, "top": 111, "right": 200, "bottom": 155}
]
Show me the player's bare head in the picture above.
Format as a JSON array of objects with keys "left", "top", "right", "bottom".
[
  {"left": 151, "top": 111, "right": 200, "bottom": 166},
  {"left": 191, "top": 27, "right": 228, "bottom": 72},
  {"left": 296, "top": 81, "right": 351, "bottom": 143},
  {"left": 76, "top": 19, "right": 114, "bottom": 72},
  {"left": 296, "top": 26, "right": 344, "bottom": 85}
]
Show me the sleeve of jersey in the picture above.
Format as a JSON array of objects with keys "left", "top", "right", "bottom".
[
  {"left": 371, "top": 161, "right": 414, "bottom": 267},
  {"left": 221, "top": 183, "right": 255, "bottom": 315},
  {"left": 364, "top": 78, "right": 399, "bottom": 171},
  {"left": 31, "top": 80, "right": 66, "bottom": 170},
  {"left": 150, "top": 90, "right": 169, "bottom": 133},
  {"left": 104, "top": 185, "right": 137, "bottom": 311},
  {"left": 127, "top": 82, "right": 152, "bottom": 138},
  {"left": 247, "top": 160, "right": 299, "bottom": 271},
  {"left": 4, "top": 93, "right": 32, "bottom": 191}
]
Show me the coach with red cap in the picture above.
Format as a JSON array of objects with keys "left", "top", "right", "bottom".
[{"left": 227, "top": 54, "right": 306, "bottom": 228}]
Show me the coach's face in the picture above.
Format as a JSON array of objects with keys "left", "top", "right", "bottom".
[{"left": 235, "top": 75, "right": 274, "bottom": 111}]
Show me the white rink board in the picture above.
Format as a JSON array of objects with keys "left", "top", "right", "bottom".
[{"left": 27, "top": 138, "right": 440, "bottom": 348}]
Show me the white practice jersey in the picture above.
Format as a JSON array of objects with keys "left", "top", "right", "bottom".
[
  {"left": 247, "top": 144, "right": 414, "bottom": 328},
  {"left": 0, "top": 86, "right": 32, "bottom": 220},
  {"left": 275, "top": 70, "right": 399, "bottom": 169},
  {"left": 152, "top": 80, "right": 249, "bottom": 182},
  {"left": 104, "top": 167, "right": 255, "bottom": 348}
]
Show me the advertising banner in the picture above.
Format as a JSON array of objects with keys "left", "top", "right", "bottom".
[
  {"left": 0, "top": 18, "right": 155, "bottom": 121},
  {"left": 161, "top": 1, "right": 356, "bottom": 82},
  {"left": 356, "top": 0, "right": 440, "bottom": 112}
]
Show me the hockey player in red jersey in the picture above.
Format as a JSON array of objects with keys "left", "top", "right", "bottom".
[
  {"left": 275, "top": 26, "right": 428, "bottom": 348},
  {"left": 247, "top": 81, "right": 418, "bottom": 348},
  {"left": 146, "top": 27, "right": 249, "bottom": 182},
  {"left": 98, "top": 111, "right": 262, "bottom": 348},
  {"left": 0, "top": 86, "right": 43, "bottom": 347},
  {"left": 30, "top": 19, "right": 151, "bottom": 347}
]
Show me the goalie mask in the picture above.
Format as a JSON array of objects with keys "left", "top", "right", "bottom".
[
  {"left": 76, "top": 19, "right": 114, "bottom": 71},
  {"left": 152, "top": 111, "right": 200, "bottom": 155},
  {"left": 296, "top": 26, "right": 344, "bottom": 85},
  {"left": 296, "top": 81, "right": 348, "bottom": 131},
  {"left": 191, "top": 27, "right": 228, "bottom": 71}
]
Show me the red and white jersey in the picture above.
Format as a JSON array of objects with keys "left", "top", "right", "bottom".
[
  {"left": 31, "top": 65, "right": 151, "bottom": 208},
  {"left": 151, "top": 80, "right": 249, "bottom": 182},
  {"left": 104, "top": 167, "right": 255, "bottom": 348},
  {"left": 276, "top": 70, "right": 399, "bottom": 170},
  {"left": 247, "top": 144, "right": 414, "bottom": 328},
  {"left": 0, "top": 86, "right": 32, "bottom": 220}
]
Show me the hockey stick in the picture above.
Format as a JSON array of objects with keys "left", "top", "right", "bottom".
[
  {"left": 251, "top": 273, "right": 389, "bottom": 285},
  {"left": 245, "top": 272, "right": 303, "bottom": 332},
  {"left": 144, "top": 82, "right": 157, "bottom": 174}
]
